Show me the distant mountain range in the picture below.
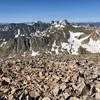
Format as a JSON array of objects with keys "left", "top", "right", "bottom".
[
  {"left": 75, "top": 22, "right": 100, "bottom": 26},
  {"left": 1, "top": 22, "right": 100, "bottom": 26},
  {"left": 0, "top": 20, "right": 100, "bottom": 57}
]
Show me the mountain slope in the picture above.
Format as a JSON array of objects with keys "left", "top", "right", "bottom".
[{"left": 0, "top": 20, "right": 100, "bottom": 56}]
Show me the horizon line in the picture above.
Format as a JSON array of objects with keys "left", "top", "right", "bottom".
[{"left": 1, "top": 20, "right": 100, "bottom": 24}]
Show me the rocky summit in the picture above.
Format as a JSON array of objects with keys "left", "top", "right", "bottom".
[
  {"left": 0, "top": 54, "right": 100, "bottom": 100},
  {"left": 0, "top": 20, "right": 100, "bottom": 57}
]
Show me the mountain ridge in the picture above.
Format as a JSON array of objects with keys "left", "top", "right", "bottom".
[{"left": 0, "top": 20, "right": 100, "bottom": 57}]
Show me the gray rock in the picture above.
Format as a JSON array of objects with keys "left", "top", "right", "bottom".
[
  {"left": 42, "top": 97, "right": 51, "bottom": 100},
  {"left": 70, "top": 97, "right": 80, "bottom": 100},
  {"left": 52, "top": 85, "right": 59, "bottom": 96},
  {"left": 60, "top": 83, "right": 66, "bottom": 91},
  {"left": 95, "top": 93, "right": 100, "bottom": 100}
]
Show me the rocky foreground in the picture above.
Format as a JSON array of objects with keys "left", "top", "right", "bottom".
[{"left": 0, "top": 54, "right": 100, "bottom": 100}]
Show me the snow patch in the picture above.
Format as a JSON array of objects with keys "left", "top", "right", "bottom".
[
  {"left": 31, "top": 50, "right": 39, "bottom": 56},
  {"left": 67, "top": 31, "right": 84, "bottom": 54},
  {"left": 0, "top": 41, "right": 7, "bottom": 47},
  {"left": 20, "top": 34, "right": 25, "bottom": 37},
  {"left": 96, "top": 30, "right": 100, "bottom": 36},
  {"left": 54, "top": 24, "right": 65, "bottom": 28},
  {"left": 73, "top": 25, "right": 81, "bottom": 28},
  {"left": 51, "top": 40, "right": 59, "bottom": 54},
  {"left": 61, "top": 42, "right": 68, "bottom": 50},
  {"left": 15, "top": 29, "right": 20, "bottom": 38},
  {"left": 82, "top": 38, "right": 100, "bottom": 53}
]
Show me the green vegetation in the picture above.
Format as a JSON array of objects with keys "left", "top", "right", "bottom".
[{"left": 78, "top": 46, "right": 88, "bottom": 54}]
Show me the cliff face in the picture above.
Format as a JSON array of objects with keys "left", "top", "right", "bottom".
[{"left": 14, "top": 36, "right": 30, "bottom": 53}]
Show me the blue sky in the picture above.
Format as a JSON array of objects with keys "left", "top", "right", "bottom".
[{"left": 0, "top": 0, "right": 100, "bottom": 23}]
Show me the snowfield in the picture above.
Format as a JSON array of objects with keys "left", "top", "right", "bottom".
[
  {"left": 82, "top": 38, "right": 100, "bottom": 53},
  {"left": 50, "top": 31, "right": 100, "bottom": 55}
]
